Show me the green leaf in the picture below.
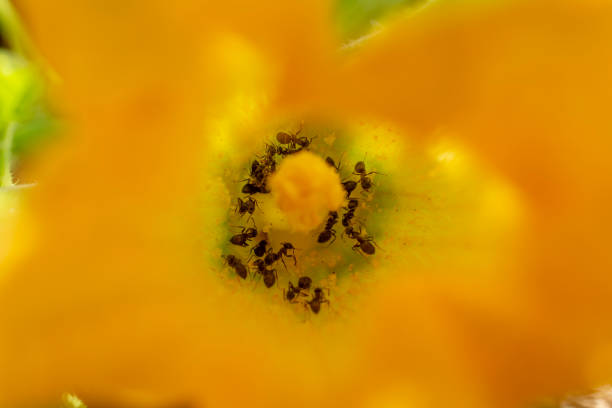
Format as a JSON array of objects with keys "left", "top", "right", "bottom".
[
  {"left": 0, "top": 50, "right": 57, "bottom": 186},
  {"left": 335, "top": 0, "right": 426, "bottom": 41}
]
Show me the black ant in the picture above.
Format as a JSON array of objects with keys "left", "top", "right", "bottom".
[
  {"left": 264, "top": 248, "right": 280, "bottom": 266},
  {"left": 252, "top": 259, "right": 277, "bottom": 288},
  {"left": 317, "top": 211, "right": 338, "bottom": 244},
  {"left": 264, "top": 242, "right": 297, "bottom": 269},
  {"left": 276, "top": 124, "right": 301, "bottom": 146},
  {"left": 284, "top": 280, "right": 308, "bottom": 302},
  {"left": 276, "top": 123, "right": 315, "bottom": 150},
  {"left": 277, "top": 242, "right": 298, "bottom": 266},
  {"left": 345, "top": 226, "right": 376, "bottom": 255},
  {"left": 341, "top": 208, "right": 356, "bottom": 227},
  {"left": 307, "top": 287, "right": 329, "bottom": 314},
  {"left": 222, "top": 255, "right": 248, "bottom": 279},
  {"left": 266, "top": 143, "right": 295, "bottom": 158},
  {"left": 251, "top": 239, "right": 269, "bottom": 257},
  {"left": 346, "top": 198, "right": 359, "bottom": 210},
  {"left": 252, "top": 156, "right": 276, "bottom": 183},
  {"left": 353, "top": 161, "right": 381, "bottom": 192},
  {"left": 229, "top": 220, "right": 258, "bottom": 247},
  {"left": 284, "top": 276, "right": 312, "bottom": 302},
  {"left": 342, "top": 180, "right": 358, "bottom": 197},
  {"left": 236, "top": 197, "right": 258, "bottom": 218},
  {"left": 241, "top": 182, "right": 263, "bottom": 195},
  {"left": 285, "top": 281, "right": 302, "bottom": 302},
  {"left": 250, "top": 159, "right": 262, "bottom": 177}
]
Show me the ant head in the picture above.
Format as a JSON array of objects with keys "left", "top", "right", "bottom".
[{"left": 282, "top": 242, "right": 295, "bottom": 249}]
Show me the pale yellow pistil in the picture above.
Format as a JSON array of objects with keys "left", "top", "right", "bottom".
[{"left": 268, "top": 151, "right": 344, "bottom": 232}]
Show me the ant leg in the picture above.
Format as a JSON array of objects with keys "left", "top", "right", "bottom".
[
  {"left": 370, "top": 239, "right": 382, "bottom": 250},
  {"left": 327, "top": 231, "right": 337, "bottom": 247},
  {"left": 337, "top": 152, "right": 345, "bottom": 171},
  {"left": 288, "top": 253, "right": 297, "bottom": 266},
  {"left": 351, "top": 245, "right": 367, "bottom": 259},
  {"left": 280, "top": 256, "right": 288, "bottom": 271},
  {"left": 295, "top": 121, "right": 303, "bottom": 136}
]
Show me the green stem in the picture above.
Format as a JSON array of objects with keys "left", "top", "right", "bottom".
[{"left": 1, "top": 121, "right": 16, "bottom": 187}]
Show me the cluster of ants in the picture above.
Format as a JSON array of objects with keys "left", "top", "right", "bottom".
[
  {"left": 317, "top": 158, "right": 379, "bottom": 256},
  {"left": 222, "top": 125, "right": 378, "bottom": 314}
]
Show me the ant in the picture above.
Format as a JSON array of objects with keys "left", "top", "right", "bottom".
[
  {"left": 345, "top": 226, "right": 376, "bottom": 255},
  {"left": 236, "top": 197, "right": 258, "bottom": 218},
  {"left": 353, "top": 160, "right": 381, "bottom": 192},
  {"left": 318, "top": 211, "right": 338, "bottom": 244},
  {"left": 241, "top": 182, "right": 263, "bottom": 195},
  {"left": 285, "top": 281, "right": 302, "bottom": 302},
  {"left": 276, "top": 124, "right": 302, "bottom": 147},
  {"left": 284, "top": 276, "right": 312, "bottom": 302},
  {"left": 229, "top": 220, "right": 258, "bottom": 247},
  {"left": 307, "top": 287, "right": 329, "bottom": 314},
  {"left": 342, "top": 180, "right": 358, "bottom": 197},
  {"left": 253, "top": 156, "right": 276, "bottom": 182},
  {"left": 342, "top": 207, "right": 356, "bottom": 228},
  {"left": 252, "top": 259, "right": 277, "bottom": 288},
  {"left": 251, "top": 239, "right": 269, "bottom": 257},
  {"left": 250, "top": 159, "right": 262, "bottom": 177},
  {"left": 346, "top": 198, "right": 359, "bottom": 210},
  {"left": 264, "top": 248, "right": 280, "bottom": 266},
  {"left": 265, "top": 143, "right": 295, "bottom": 158},
  {"left": 222, "top": 255, "right": 248, "bottom": 279},
  {"left": 277, "top": 242, "right": 298, "bottom": 266},
  {"left": 276, "top": 124, "right": 315, "bottom": 150},
  {"left": 265, "top": 242, "right": 297, "bottom": 268}
]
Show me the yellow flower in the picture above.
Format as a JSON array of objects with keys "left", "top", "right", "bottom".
[{"left": 2, "top": 0, "right": 612, "bottom": 407}]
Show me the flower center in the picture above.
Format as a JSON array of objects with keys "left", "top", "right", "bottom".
[
  {"left": 219, "top": 122, "right": 386, "bottom": 315},
  {"left": 268, "top": 151, "right": 344, "bottom": 232}
]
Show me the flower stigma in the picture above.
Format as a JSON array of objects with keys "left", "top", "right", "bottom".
[{"left": 268, "top": 150, "right": 344, "bottom": 232}]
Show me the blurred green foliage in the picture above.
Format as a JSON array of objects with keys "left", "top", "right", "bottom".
[
  {"left": 0, "top": 0, "right": 57, "bottom": 187},
  {"left": 335, "top": 0, "right": 426, "bottom": 40}
]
